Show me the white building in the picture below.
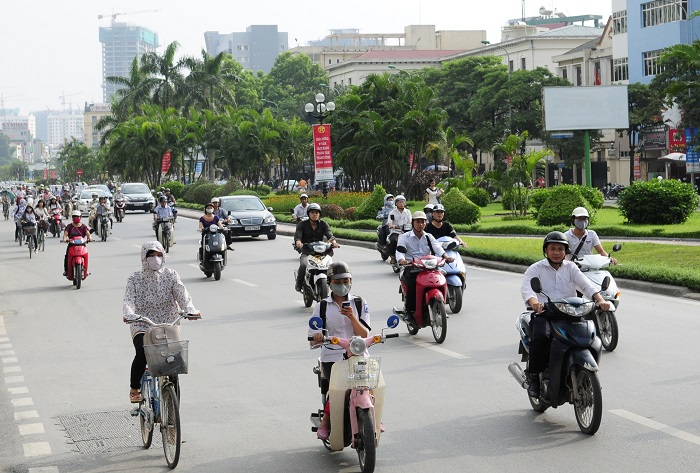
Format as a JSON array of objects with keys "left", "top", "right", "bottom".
[{"left": 47, "top": 113, "right": 83, "bottom": 147}]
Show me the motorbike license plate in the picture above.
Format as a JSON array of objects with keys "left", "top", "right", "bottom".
[{"left": 244, "top": 226, "right": 260, "bottom": 231}]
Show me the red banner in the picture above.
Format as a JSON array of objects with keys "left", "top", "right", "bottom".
[
  {"left": 633, "top": 153, "right": 641, "bottom": 179},
  {"left": 50, "top": 169, "right": 56, "bottom": 179},
  {"left": 313, "top": 125, "right": 333, "bottom": 181},
  {"left": 161, "top": 151, "right": 171, "bottom": 173},
  {"left": 668, "top": 128, "right": 686, "bottom": 153},
  {"left": 43, "top": 169, "right": 47, "bottom": 179}
]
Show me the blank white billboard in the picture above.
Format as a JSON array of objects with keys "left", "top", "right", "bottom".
[{"left": 543, "top": 86, "right": 629, "bottom": 131}]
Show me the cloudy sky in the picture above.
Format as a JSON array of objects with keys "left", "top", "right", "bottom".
[{"left": 0, "top": 0, "right": 612, "bottom": 114}]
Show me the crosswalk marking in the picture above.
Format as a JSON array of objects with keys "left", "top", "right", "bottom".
[{"left": 19, "top": 423, "right": 45, "bottom": 435}]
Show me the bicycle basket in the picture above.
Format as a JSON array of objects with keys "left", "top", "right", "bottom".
[
  {"left": 144, "top": 340, "right": 189, "bottom": 377},
  {"left": 348, "top": 356, "right": 381, "bottom": 390},
  {"left": 22, "top": 224, "right": 37, "bottom": 236}
]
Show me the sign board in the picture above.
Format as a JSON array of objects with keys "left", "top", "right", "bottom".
[
  {"left": 685, "top": 128, "right": 700, "bottom": 173},
  {"left": 551, "top": 132, "right": 574, "bottom": 139},
  {"left": 640, "top": 124, "right": 666, "bottom": 150},
  {"left": 633, "top": 154, "right": 642, "bottom": 179},
  {"left": 669, "top": 128, "right": 686, "bottom": 153},
  {"left": 313, "top": 124, "right": 333, "bottom": 182},
  {"left": 543, "top": 86, "right": 629, "bottom": 131},
  {"left": 161, "top": 151, "right": 171, "bottom": 173},
  {"left": 195, "top": 161, "right": 203, "bottom": 174},
  {"left": 77, "top": 169, "right": 83, "bottom": 176}
]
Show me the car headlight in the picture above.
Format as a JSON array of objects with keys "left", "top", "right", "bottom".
[
  {"left": 264, "top": 215, "right": 275, "bottom": 223},
  {"left": 124, "top": 195, "right": 132, "bottom": 201},
  {"left": 553, "top": 301, "right": 595, "bottom": 317},
  {"left": 228, "top": 217, "right": 238, "bottom": 225}
]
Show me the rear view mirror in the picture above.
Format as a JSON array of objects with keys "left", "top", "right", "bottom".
[
  {"left": 612, "top": 243, "right": 622, "bottom": 252},
  {"left": 530, "top": 277, "right": 543, "bottom": 293},
  {"left": 600, "top": 276, "right": 610, "bottom": 292},
  {"left": 387, "top": 314, "right": 400, "bottom": 328}
]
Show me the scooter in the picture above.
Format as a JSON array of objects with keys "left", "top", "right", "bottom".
[
  {"left": 574, "top": 243, "right": 622, "bottom": 351},
  {"left": 198, "top": 225, "right": 227, "bottom": 280},
  {"left": 375, "top": 222, "right": 411, "bottom": 273},
  {"left": 156, "top": 218, "right": 173, "bottom": 253},
  {"left": 308, "top": 314, "right": 400, "bottom": 473},
  {"left": 393, "top": 246, "right": 448, "bottom": 343},
  {"left": 50, "top": 209, "right": 63, "bottom": 238},
  {"left": 437, "top": 236, "right": 466, "bottom": 313},
  {"left": 115, "top": 198, "right": 126, "bottom": 222},
  {"left": 296, "top": 242, "right": 334, "bottom": 307},
  {"left": 62, "top": 198, "right": 73, "bottom": 219},
  {"left": 168, "top": 201, "right": 178, "bottom": 223},
  {"left": 98, "top": 213, "right": 111, "bottom": 242},
  {"left": 66, "top": 236, "right": 89, "bottom": 290},
  {"left": 508, "top": 277, "right": 611, "bottom": 435}
]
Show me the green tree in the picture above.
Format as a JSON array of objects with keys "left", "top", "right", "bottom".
[
  {"left": 57, "top": 138, "right": 102, "bottom": 182},
  {"left": 263, "top": 52, "right": 329, "bottom": 119},
  {"left": 182, "top": 50, "right": 239, "bottom": 113},
  {"left": 623, "top": 83, "right": 663, "bottom": 184},
  {"left": 140, "top": 41, "right": 189, "bottom": 110},
  {"left": 0, "top": 133, "right": 13, "bottom": 165}
]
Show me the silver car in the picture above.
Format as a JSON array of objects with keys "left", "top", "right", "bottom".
[{"left": 75, "top": 189, "right": 109, "bottom": 216}]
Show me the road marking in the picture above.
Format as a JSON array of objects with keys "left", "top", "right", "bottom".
[
  {"left": 11, "top": 397, "right": 34, "bottom": 407},
  {"left": 5, "top": 375, "right": 24, "bottom": 383},
  {"left": 0, "top": 350, "right": 15, "bottom": 355},
  {"left": 2, "top": 357, "right": 19, "bottom": 363},
  {"left": 132, "top": 244, "right": 142, "bottom": 249},
  {"left": 4, "top": 366, "right": 21, "bottom": 373},
  {"left": 19, "top": 423, "right": 45, "bottom": 435},
  {"left": 0, "top": 337, "right": 9, "bottom": 343},
  {"left": 28, "top": 468, "right": 59, "bottom": 473},
  {"left": 231, "top": 278, "right": 257, "bottom": 287},
  {"left": 23, "top": 442, "right": 51, "bottom": 457},
  {"left": 609, "top": 409, "right": 700, "bottom": 446},
  {"left": 8, "top": 386, "right": 29, "bottom": 394},
  {"left": 14, "top": 410, "right": 39, "bottom": 420},
  {"left": 404, "top": 338, "right": 470, "bottom": 359},
  {"left": 0, "top": 344, "right": 11, "bottom": 348}
]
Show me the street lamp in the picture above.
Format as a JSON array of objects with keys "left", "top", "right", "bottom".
[
  {"left": 482, "top": 40, "right": 512, "bottom": 131},
  {"left": 304, "top": 93, "right": 335, "bottom": 124}
]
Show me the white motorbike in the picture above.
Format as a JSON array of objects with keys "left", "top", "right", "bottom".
[
  {"left": 436, "top": 236, "right": 466, "bottom": 313},
  {"left": 296, "top": 242, "right": 334, "bottom": 307},
  {"left": 574, "top": 243, "right": 622, "bottom": 351}
]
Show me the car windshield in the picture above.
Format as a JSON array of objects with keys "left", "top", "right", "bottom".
[
  {"left": 221, "top": 197, "right": 266, "bottom": 212},
  {"left": 122, "top": 184, "right": 150, "bottom": 194},
  {"left": 80, "top": 190, "right": 105, "bottom": 199}
]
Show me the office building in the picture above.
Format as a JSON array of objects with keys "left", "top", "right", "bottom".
[{"left": 204, "top": 25, "right": 288, "bottom": 73}]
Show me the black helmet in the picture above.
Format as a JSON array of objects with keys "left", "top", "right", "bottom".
[
  {"left": 158, "top": 196, "right": 167, "bottom": 202},
  {"left": 329, "top": 261, "right": 352, "bottom": 280},
  {"left": 543, "top": 231, "right": 570, "bottom": 254}
]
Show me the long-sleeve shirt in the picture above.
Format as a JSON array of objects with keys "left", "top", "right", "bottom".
[
  {"left": 387, "top": 208, "right": 412, "bottom": 229},
  {"left": 155, "top": 205, "right": 174, "bottom": 220},
  {"left": 521, "top": 259, "right": 599, "bottom": 307},
  {"left": 396, "top": 230, "right": 445, "bottom": 262}
]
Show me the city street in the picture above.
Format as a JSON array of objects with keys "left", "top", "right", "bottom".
[{"left": 1, "top": 212, "right": 699, "bottom": 472}]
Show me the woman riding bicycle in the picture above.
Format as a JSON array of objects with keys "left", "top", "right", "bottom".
[{"left": 20, "top": 204, "right": 38, "bottom": 248}]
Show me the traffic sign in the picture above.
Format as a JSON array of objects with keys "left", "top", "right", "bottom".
[{"left": 77, "top": 169, "right": 83, "bottom": 176}]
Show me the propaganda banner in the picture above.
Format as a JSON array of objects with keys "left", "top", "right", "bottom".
[
  {"left": 313, "top": 124, "right": 333, "bottom": 182},
  {"left": 161, "top": 151, "right": 172, "bottom": 173}
]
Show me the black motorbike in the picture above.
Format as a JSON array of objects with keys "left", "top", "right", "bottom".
[
  {"left": 376, "top": 220, "right": 410, "bottom": 274},
  {"left": 508, "top": 277, "right": 609, "bottom": 435},
  {"left": 99, "top": 214, "right": 110, "bottom": 242},
  {"left": 198, "top": 225, "right": 227, "bottom": 280}
]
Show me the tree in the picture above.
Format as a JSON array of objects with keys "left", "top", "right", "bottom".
[
  {"left": 57, "top": 138, "right": 102, "bottom": 182},
  {"left": 182, "top": 50, "right": 239, "bottom": 113},
  {"left": 624, "top": 83, "right": 664, "bottom": 184},
  {"left": 140, "top": 41, "right": 189, "bottom": 110},
  {"left": 262, "top": 52, "right": 328, "bottom": 119},
  {"left": 0, "top": 133, "right": 13, "bottom": 165}
]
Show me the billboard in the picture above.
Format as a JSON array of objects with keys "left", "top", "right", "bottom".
[
  {"left": 543, "top": 86, "right": 629, "bottom": 131},
  {"left": 313, "top": 124, "right": 333, "bottom": 182}
]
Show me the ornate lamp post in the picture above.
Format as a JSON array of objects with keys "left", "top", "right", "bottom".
[
  {"left": 304, "top": 93, "right": 336, "bottom": 190},
  {"left": 304, "top": 93, "right": 335, "bottom": 124}
]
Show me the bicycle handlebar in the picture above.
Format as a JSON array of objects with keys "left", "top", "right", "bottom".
[{"left": 125, "top": 311, "right": 201, "bottom": 327}]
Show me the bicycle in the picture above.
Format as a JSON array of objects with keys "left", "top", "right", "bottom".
[
  {"left": 37, "top": 220, "right": 46, "bottom": 252},
  {"left": 126, "top": 312, "right": 200, "bottom": 469},
  {"left": 22, "top": 223, "right": 37, "bottom": 259},
  {"left": 2, "top": 202, "right": 8, "bottom": 221}
]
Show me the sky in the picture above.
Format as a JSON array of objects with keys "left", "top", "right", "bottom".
[{"left": 0, "top": 0, "right": 612, "bottom": 115}]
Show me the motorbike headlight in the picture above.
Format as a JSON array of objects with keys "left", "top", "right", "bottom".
[
  {"left": 312, "top": 243, "right": 327, "bottom": 253},
  {"left": 264, "top": 215, "right": 275, "bottom": 223},
  {"left": 209, "top": 225, "right": 218, "bottom": 233},
  {"left": 349, "top": 338, "right": 367, "bottom": 356},
  {"left": 423, "top": 259, "right": 438, "bottom": 270},
  {"left": 553, "top": 301, "right": 595, "bottom": 317}
]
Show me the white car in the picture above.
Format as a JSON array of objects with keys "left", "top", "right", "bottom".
[{"left": 75, "top": 189, "right": 109, "bottom": 216}]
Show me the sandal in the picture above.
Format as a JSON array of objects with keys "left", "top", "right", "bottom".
[
  {"left": 317, "top": 425, "right": 330, "bottom": 441},
  {"left": 130, "top": 390, "right": 142, "bottom": 403}
]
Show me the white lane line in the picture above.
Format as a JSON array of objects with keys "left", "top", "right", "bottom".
[
  {"left": 403, "top": 338, "right": 470, "bottom": 359},
  {"left": 4, "top": 366, "right": 21, "bottom": 373},
  {"left": 0, "top": 338, "right": 9, "bottom": 343},
  {"left": 11, "top": 397, "right": 34, "bottom": 407},
  {"left": 0, "top": 344, "right": 11, "bottom": 348},
  {"left": 609, "top": 409, "right": 700, "bottom": 446},
  {"left": 132, "top": 244, "right": 142, "bottom": 249},
  {"left": 5, "top": 375, "right": 24, "bottom": 383},
  {"left": 29, "top": 468, "right": 59, "bottom": 473},
  {"left": 23, "top": 442, "right": 51, "bottom": 457},
  {"left": 231, "top": 278, "right": 257, "bottom": 287},
  {"left": 8, "top": 386, "right": 29, "bottom": 394},
  {"left": 0, "top": 350, "right": 15, "bottom": 355},
  {"left": 19, "top": 423, "right": 45, "bottom": 435},
  {"left": 14, "top": 410, "right": 39, "bottom": 420},
  {"left": 2, "top": 357, "right": 19, "bottom": 363}
]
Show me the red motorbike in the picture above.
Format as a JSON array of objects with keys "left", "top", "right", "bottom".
[
  {"left": 394, "top": 252, "right": 448, "bottom": 343},
  {"left": 66, "top": 236, "right": 89, "bottom": 289},
  {"left": 50, "top": 209, "right": 63, "bottom": 237}
]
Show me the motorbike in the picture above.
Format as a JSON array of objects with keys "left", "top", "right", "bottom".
[
  {"left": 62, "top": 199, "right": 73, "bottom": 219},
  {"left": 65, "top": 236, "right": 89, "bottom": 289},
  {"left": 376, "top": 222, "right": 411, "bottom": 273},
  {"left": 115, "top": 198, "right": 126, "bottom": 222},
  {"left": 98, "top": 213, "right": 111, "bottom": 242},
  {"left": 308, "top": 314, "right": 400, "bottom": 473},
  {"left": 198, "top": 225, "right": 227, "bottom": 280},
  {"left": 604, "top": 183, "right": 625, "bottom": 199},
  {"left": 156, "top": 218, "right": 174, "bottom": 253},
  {"left": 508, "top": 276, "right": 611, "bottom": 435},
  {"left": 168, "top": 201, "right": 178, "bottom": 223},
  {"left": 50, "top": 209, "right": 63, "bottom": 238},
  {"left": 296, "top": 241, "right": 334, "bottom": 307},
  {"left": 436, "top": 236, "right": 466, "bottom": 313},
  {"left": 574, "top": 243, "right": 622, "bottom": 351},
  {"left": 393, "top": 246, "right": 448, "bottom": 343}
]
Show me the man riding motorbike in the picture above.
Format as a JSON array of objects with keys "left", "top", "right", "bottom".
[
  {"left": 294, "top": 203, "right": 340, "bottom": 292},
  {"left": 425, "top": 204, "right": 466, "bottom": 246},
  {"left": 292, "top": 193, "right": 310, "bottom": 222},
  {"left": 91, "top": 195, "right": 112, "bottom": 236},
  {"left": 375, "top": 193, "right": 394, "bottom": 246},
  {"left": 565, "top": 207, "right": 617, "bottom": 264},
  {"left": 386, "top": 195, "right": 411, "bottom": 264}
]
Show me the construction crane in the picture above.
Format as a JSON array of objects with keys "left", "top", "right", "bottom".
[
  {"left": 97, "top": 9, "right": 159, "bottom": 25},
  {"left": 59, "top": 92, "right": 81, "bottom": 113}
]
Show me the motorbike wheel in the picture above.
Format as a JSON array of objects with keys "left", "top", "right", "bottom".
[
  {"left": 356, "top": 408, "right": 376, "bottom": 473},
  {"left": 303, "top": 290, "right": 313, "bottom": 308},
  {"left": 317, "top": 279, "right": 329, "bottom": 300},
  {"left": 214, "top": 262, "right": 222, "bottom": 281},
  {"left": 74, "top": 264, "right": 83, "bottom": 290},
  {"left": 574, "top": 369, "right": 603, "bottom": 435},
  {"left": 598, "top": 311, "right": 619, "bottom": 352},
  {"left": 429, "top": 299, "right": 447, "bottom": 344},
  {"left": 528, "top": 393, "right": 549, "bottom": 413},
  {"left": 447, "top": 286, "right": 463, "bottom": 313},
  {"left": 101, "top": 225, "right": 107, "bottom": 242},
  {"left": 163, "top": 233, "right": 170, "bottom": 254}
]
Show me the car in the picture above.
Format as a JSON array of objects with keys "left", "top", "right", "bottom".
[
  {"left": 75, "top": 189, "right": 110, "bottom": 216},
  {"left": 218, "top": 195, "right": 277, "bottom": 240},
  {"left": 279, "top": 180, "right": 299, "bottom": 191},
  {"left": 120, "top": 182, "right": 155, "bottom": 212},
  {"left": 84, "top": 185, "right": 113, "bottom": 205}
]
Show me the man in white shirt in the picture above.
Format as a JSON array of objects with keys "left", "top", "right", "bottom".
[
  {"left": 564, "top": 207, "right": 617, "bottom": 264},
  {"left": 386, "top": 194, "right": 411, "bottom": 264},
  {"left": 521, "top": 231, "right": 610, "bottom": 397},
  {"left": 292, "top": 194, "right": 310, "bottom": 222}
]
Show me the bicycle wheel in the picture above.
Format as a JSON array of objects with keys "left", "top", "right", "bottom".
[
  {"left": 161, "top": 383, "right": 181, "bottom": 468},
  {"left": 38, "top": 230, "right": 45, "bottom": 251},
  {"left": 28, "top": 237, "right": 33, "bottom": 258},
  {"left": 140, "top": 377, "right": 154, "bottom": 449}
]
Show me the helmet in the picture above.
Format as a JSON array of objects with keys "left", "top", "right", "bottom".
[
  {"left": 412, "top": 211, "right": 427, "bottom": 220},
  {"left": 423, "top": 204, "right": 434, "bottom": 212},
  {"left": 165, "top": 188, "right": 171, "bottom": 192},
  {"left": 92, "top": 193, "right": 98, "bottom": 198},
  {"left": 571, "top": 207, "right": 589, "bottom": 218},
  {"left": 329, "top": 262, "right": 352, "bottom": 280},
  {"left": 394, "top": 194, "right": 406, "bottom": 202},
  {"left": 211, "top": 197, "right": 220, "bottom": 203},
  {"left": 50, "top": 196, "right": 56, "bottom": 201},
  {"left": 543, "top": 231, "right": 570, "bottom": 254},
  {"left": 300, "top": 193, "right": 308, "bottom": 199},
  {"left": 432, "top": 204, "right": 445, "bottom": 212},
  {"left": 307, "top": 203, "right": 321, "bottom": 214},
  {"left": 71, "top": 210, "right": 81, "bottom": 218},
  {"left": 158, "top": 196, "right": 167, "bottom": 202},
  {"left": 116, "top": 187, "right": 121, "bottom": 191}
]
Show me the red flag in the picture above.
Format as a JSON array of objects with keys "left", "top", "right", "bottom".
[{"left": 161, "top": 151, "right": 171, "bottom": 173}]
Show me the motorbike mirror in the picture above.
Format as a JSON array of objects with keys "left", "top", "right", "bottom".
[
  {"left": 600, "top": 276, "right": 610, "bottom": 292},
  {"left": 530, "top": 277, "right": 543, "bottom": 293},
  {"left": 396, "top": 245, "right": 407, "bottom": 253},
  {"left": 387, "top": 314, "right": 400, "bottom": 329},
  {"left": 308, "top": 316, "right": 324, "bottom": 330},
  {"left": 267, "top": 206, "right": 273, "bottom": 211},
  {"left": 228, "top": 210, "right": 232, "bottom": 216},
  {"left": 612, "top": 243, "right": 622, "bottom": 252}
]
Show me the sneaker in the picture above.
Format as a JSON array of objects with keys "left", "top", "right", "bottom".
[
  {"left": 227, "top": 245, "right": 235, "bottom": 251},
  {"left": 63, "top": 271, "right": 67, "bottom": 277},
  {"left": 317, "top": 425, "right": 330, "bottom": 441}
]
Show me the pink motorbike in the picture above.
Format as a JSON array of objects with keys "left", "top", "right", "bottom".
[{"left": 308, "top": 315, "right": 399, "bottom": 473}]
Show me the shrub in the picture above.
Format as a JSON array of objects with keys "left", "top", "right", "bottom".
[
  {"left": 464, "top": 187, "right": 490, "bottom": 207},
  {"left": 344, "top": 206, "right": 357, "bottom": 221},
  {"left": 253, "top": 184, "right": 271, "bottom": 196},
  {"left": 528, "top": 187, "right": 552, "bottom": 216},
  {"left": 577, "top": 185, "right": 604, "bottom": 210},
  {"left": 617, "top": 179, "right": 699, "bottom": 224},
  {"left": 321, "top": 203, "right": 345, "bottom": 220},
  {"left": 212, "top": 181, "right": 243, "bottom": 198},
  {"left": 537, "top": 185, "right": 590, "bottom": 226},
  {"left": 355, "top": 184, "right": 387, "bottom": 220},
  {"left": 191, "top": 183, "right": 219, "bottom": 205},
  {"left": 501, "top": 188, "right": 529, "bottom": 211},
  {"left": 182, "top": 180, "right": 208, "bottom": 202},
  {"left": 162, "top": 181, "right": 185, "bottom": 199},
  {"left": 230, "top": 189, "right": 261, "bottom": 197},
  {"left": 441, "top": 188, "right": 480, "bottom": 225}
]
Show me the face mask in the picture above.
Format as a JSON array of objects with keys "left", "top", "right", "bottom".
[
  {"left": 387, "top": 201, "right": 395, "bottom": 207},
  {"left": 574, "top": 219, "right": 588, "bottom": 230},
  {"left": 147, "top": 256, "right": 164, "bottom": 271},
  {"left": 205, "top": 208, "right": 214, "bottom": 214},
  {"left": 27, "top": 210, "right": 33, "bottom": 213},
  {"left": 72, "top": 217, "right": 81, "bottom": 224},
  {"left": 331, "top": 283, "right": 351, "bottom": 297}
]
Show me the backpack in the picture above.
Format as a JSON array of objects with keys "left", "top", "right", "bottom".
[
  {"left": 319, "top": 296, "right": 363, "bottom": 326},
  {"left": 144, "top": 324, "right": 181, "bottom": 346}
]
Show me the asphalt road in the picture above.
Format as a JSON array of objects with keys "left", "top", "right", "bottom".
[{"left": 1, "top": 212, "right": 699, "bottom": 472}]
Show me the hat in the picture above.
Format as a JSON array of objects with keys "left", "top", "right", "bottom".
[
  {"left": 300, "top": 193, "right": 308, "bottom": 199},
  {"left": 412, "top": 211, "right": 427, "bottom": 220}
]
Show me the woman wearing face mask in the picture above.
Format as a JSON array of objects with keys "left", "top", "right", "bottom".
[
  {"left": 308, "top": 262, "right": 371, "bottom": 441},
  {"left": 20, "top": 204, "right": 39, "bottom": 248},
  {"left": 122, "top": 241, "right": 201, "bottom": 403},
  {"left": 62, "top": 210, "right": 94, "bottom": 275},
  {"left": 565, "top": 207, "right": 617, "bottom": 264},
  {"left": 197, "top": 202, "right": 224, "bottom": 258}
]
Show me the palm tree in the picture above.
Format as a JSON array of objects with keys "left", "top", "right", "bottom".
[
  {"left": 140, "top": 41, "right": 189, "bottom": 110},
  {"left": 182, "top": 50, "right": 239, "bottom": 113}
]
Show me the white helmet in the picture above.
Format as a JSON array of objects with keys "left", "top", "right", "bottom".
[
  {"left": 211, "top": 197, "right": 220, "bottom": 203},
  {"left": 571, "top": 207, "right": 589, "bottom": 218},
  {"left": 394, "top": 194, "right": 406, "bottom": 202},
  {"left": 71, "top": 210, "right": 81, "bottom": 218}
]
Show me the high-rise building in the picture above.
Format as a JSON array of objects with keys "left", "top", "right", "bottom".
[
  {"left": 47, "top": 113, "right": 83, "bottom": 147},
  {"left": 204, "top": 25, "right": 288, "bottom": 73},
  {"left": 99, "top": 22, "right": 159, "bottom": 102}
]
